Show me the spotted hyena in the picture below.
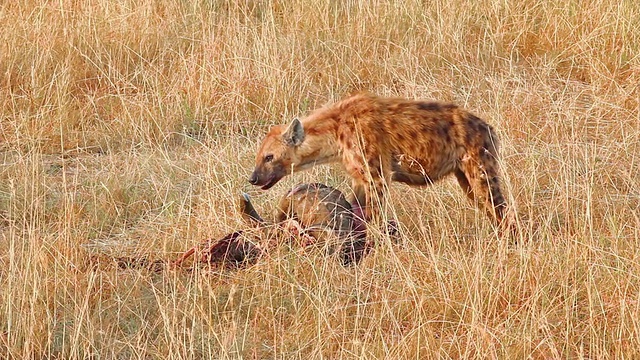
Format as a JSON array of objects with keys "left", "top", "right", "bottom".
[{"left": 249, "top": 93, "right": 512, "bottom": 231}]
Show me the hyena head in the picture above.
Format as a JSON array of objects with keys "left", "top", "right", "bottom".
[{"left": 249, "top": 118, "right": 305, "bottom": 190}]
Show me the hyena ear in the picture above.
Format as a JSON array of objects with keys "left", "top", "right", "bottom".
[{"left": 283, "top": 117, "right": 305, "bottom": 147}]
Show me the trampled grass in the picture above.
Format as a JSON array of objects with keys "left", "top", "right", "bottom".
[{"left": 1, "top": 0, "right": 639, "bottom": 358}]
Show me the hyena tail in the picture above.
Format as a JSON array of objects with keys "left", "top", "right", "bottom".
[{"left": 483, "top": 123, "right": 501, "bottom": 161}]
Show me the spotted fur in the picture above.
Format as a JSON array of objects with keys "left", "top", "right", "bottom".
[{"left": 250, "top": 93, "right": 512, "bottom": 230}]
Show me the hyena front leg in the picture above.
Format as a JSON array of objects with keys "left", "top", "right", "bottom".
[
  {"left": 349, "top": 180, "right": 368, "bottom": 239},
  {"left": 342, "top": 151, "right": 389, "bottom": 223}
]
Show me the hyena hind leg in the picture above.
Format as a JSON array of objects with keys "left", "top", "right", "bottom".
[
  {"left": 458, "top": 155, "right": 510, "bottom": 229},
  {"left": 454, "top": 169, "right": 475, "bottom": 203}
]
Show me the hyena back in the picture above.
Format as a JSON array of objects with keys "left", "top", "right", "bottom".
[{"left": 249, "top": 93, "right": 511, "bottom": 229}]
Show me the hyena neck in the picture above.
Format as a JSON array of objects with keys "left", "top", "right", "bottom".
[{"left": 294, "top": 116, "right": 340, "bottom": 172}]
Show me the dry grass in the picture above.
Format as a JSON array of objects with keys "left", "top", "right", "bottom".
[{"left": 1, "top": 0, "right": 640, "bottom": 358}]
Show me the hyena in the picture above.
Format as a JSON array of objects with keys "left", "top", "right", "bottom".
[
  {"left": 249, "top": 93, "right": 512, "bottom": 230},
  {"left": 173, "top": 183, "right": 373, "bottom": 268},
  {"left": 250, "top": 182, "right": 373, "bottom": 265}
]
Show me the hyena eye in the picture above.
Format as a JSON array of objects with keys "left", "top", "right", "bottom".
[{"left": 264, "top": 154, "right": 274, "bottom": 163}]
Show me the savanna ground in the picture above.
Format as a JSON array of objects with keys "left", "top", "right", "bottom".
[{"left": 1, "top": 0, "right": 639, "bottom": 358}]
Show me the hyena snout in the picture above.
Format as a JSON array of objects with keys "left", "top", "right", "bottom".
[
  {"left": 249, "top": 167, "right": 287, "bottom": 190},
  {"left": 248, "top": 169, "right": 270, "bottom": 186},
  {"left": 248, "top": 171, "right": 259, "bottom": 185}
]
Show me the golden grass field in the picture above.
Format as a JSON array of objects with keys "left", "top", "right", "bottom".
[{"left": 1, "top": 0, "right": 639, "bottom": 358}]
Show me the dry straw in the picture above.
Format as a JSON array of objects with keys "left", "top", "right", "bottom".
[{"left": 1, "top": 0, "right": 639, "bottom": 358}]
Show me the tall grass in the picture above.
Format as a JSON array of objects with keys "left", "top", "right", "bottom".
[{"left": 1, "top": 0, "right": 639, "bottom": 358}]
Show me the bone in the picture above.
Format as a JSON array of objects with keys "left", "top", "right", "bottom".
[{"left": 240, "top": 193, "right": 265, "bottom": 225}]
